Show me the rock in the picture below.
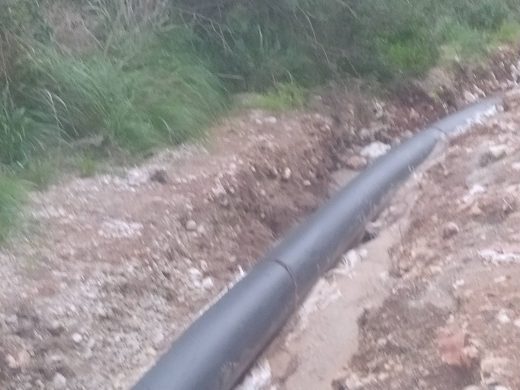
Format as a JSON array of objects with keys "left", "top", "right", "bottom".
[
  {"left": 479, "top": 145, "right": 508, "bottom": 167},
  {"left": 6, "top": 354, "right": 18, "bottom": 369},
  {"left": 45, "top": 354, "right": 65, "bottom": 366},
  {"left": 463, "top": 386, "right": 482, "bottom": 390},
  {"left": 202, "top": 277, "right": 214, "bottom": 290},
  {"left": 343, "top": 250, "right": 362, "bottom": 269},
  {"left": 185, "top": 220, "right": 197, "bottom": 231},
  {"left": 360, "top": 142, "right": 391, "bottom": 162},
  {"left": 481, "top": 356, "right": 511, "bottom": 380},
  {"left": 149, "top": 169, "right": 169, "bottom": 184},
  {"left": 496, "top": 310, "right": 511, "bottom": 324},
  {"left": 47, "top": 321, "right": 65, "bottom": 336},
  {"left": 464, "top": 91, "right": 478, "bottom": 103},
  {"left": 72, "top": 333, "right": 83, "bottom": 344},
  {"left": 377, "top": 337, "right": 388, "bottom": 348},
  {"left": 359, "top": 128, "right": 372, "bottom": 141},
  {"left": 344, "top": 155, "right": 367, "bottom": 170},
  {"left": 409, "top": 108, "right": 420, "bottom": 120},
  {"left": 442, "top": 222, "right": 460, "bottom": 239},
  {"left": 503, "top": 88, "right": 520, "bottom": 111},
  {"left": 152, "top": 331, "right": 165, "bottom": 349},
  {"left": 344, "top": 373, "right": 363, "bottom": 390},
  {"left": 303, "top": 180, "right": 312, "bottom": 187},
  {"left": 373, "top": 101, "right": 385, "bottom": 120},
  {"left": 52, "top": 373, "right": 67, "bottom": 390},
  {"left": 402, "top": 130, "right": 414, "bottom": 139},
  {"left": 281, "top": 167, "right": 292, "bottom": 181},
  {"left": 264, "top": 116, "right": 277, "bottom": 124},
  {"left": 494, "top": 275, "right": 507, "bottom": 284}
]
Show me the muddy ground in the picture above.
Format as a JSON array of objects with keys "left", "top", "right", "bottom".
[{"left": 1, "top": 48, "right": 520, "bottom": 390}]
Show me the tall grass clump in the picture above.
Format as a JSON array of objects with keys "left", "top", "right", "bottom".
[{"left": 0, "top": 175, "right": 26, "bottom": 241}]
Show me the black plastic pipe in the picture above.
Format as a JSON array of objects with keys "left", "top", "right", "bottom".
[{"left": 133, "top": 97, "right": 501, "bottom": 390}]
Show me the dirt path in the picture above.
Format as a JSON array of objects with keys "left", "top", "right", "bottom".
[{"left": 1, "top": 48, "right": 520, "bottom": 390}]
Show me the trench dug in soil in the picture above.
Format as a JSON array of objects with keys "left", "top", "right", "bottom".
[{"left": 1, "top": 48, "right": 520, "bottom": 390}]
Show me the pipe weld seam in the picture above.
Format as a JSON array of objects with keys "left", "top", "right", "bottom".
[{"left": 272, "top": 259, "right": 299, "bottom": 308}]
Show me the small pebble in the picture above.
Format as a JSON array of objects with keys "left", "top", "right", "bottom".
[
  {"left": 497, "top": 310, "right": 511, "bottom": 324},
  {"left": 442, "top": 222, "right": 460, "bottom": 239},
  {"left": 282, "top": 168, "right": 292, "bottom": 181},
  {"left": 52, "top": 373, "right": 67, "bottom": 390},
  {"left": 185, "top": 220, "right": 197, "bottom": 231},
  {"left": 72, "top": 333, "right": 83, "bottom": 344},
  {"left": 202, "top": 277, "right": 214, "bottom": 290}
]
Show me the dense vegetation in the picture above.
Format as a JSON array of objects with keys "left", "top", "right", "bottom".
[{"left": 1, "top": 0, "right": 520, "bottom": 240}]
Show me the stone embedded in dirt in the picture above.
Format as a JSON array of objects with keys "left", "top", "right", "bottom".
[
  {"left": 480, "top": 144, "right": 507, "bottom": 167},
  {"left": 303, "top": 180, "right": 312, "bottom": 187},
  {"left": 264, "top": 116, "right": 278, "bottom": 124},
  {"left": 5, "top": 351, "right": 30, "bottom": 370},
  {"left": 282, "top": 167, "right": 292, "bottom": 181},
  {"left": 373, "top": 101, "right": 385, "bottom": 120},
  {"left": 494, "top": 275, "right": 507, "bottom": 284},
  {"left": 402, "top": 130, "right": 414, "bottom": 139},
  {"left": 480, "top": 356, "right": 511, "bottom": 383},
  {"left": 185, "top": 219, "right": 198, "bottom": 231},
  {"left": 479, "top": 249, "right": 520, "bottom": 264},
  {"left": 344, "top": 155, "right": 367, "bottom": 170},
  {"left": 47, "top": 321, "right": 65, "bottom": 336},
  {"left": 202, "top": 277, "right": 214, "bottom": 290},
  {"left": 464, "top": 90, "right": 478, "bottom": 103},
  {"left": 502, "top": 88, "right": 520, "bottom": 111},
  {"left": 52, "top": 373, "right": 67, "bottom": 390},
  {"left": 72, "top": 333, "right": 83, "bottom": 344},
  {"left": 462, "top": 386, "right": 483, "bottom": 390},
  {"left": 377, "top": 337, "right": 388, "bottom": 348},
  {"left": 152, "top": 331, "right": 165, "bottom": 349},
  {"left": 360, "top": 141, "right": 391, "bottom": 162},
  {"left": 359, "top": 128, "right": 372, "bottom": 141},
  {"left": 343, "top": 250, "right": 362, "bottom": 270},
  {"left": 442, "top": 222, "right": 460, "bottom": 239},
  {"left": 496, "top": 310, "right": 511, "bottom": 324},
  {"left": 489, "top": 145, "right": 507, "bottom": 160},
  {"left": 149, "top": 169, "right": 169, "bottom": 184}
]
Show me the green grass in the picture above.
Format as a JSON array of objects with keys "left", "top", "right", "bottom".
[
  {"left": 17, "top": 157, "right": 59, "bottom": 190},
  {"left": 491, "top": 21, "right": 520, "bottom": 44},
  {"left": 441, "top": 24, "right": 489, "bottom": 62},
  {"left": 0, "top": 176, "right": 27, "bottom": 242},
  {"left": 242, "top": 83, "right": 307, "bottom": 111},
  {"left": 76, "top": 154, "right": 98, "bottom": 178}
]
